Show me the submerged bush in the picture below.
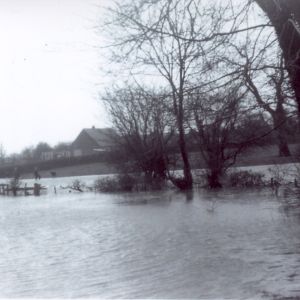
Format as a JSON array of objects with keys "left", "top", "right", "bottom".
[
  {"left": 70, "top": 179, "right": 85, "bottom": 192},
  {"left": 117, "top": 173, "right": 135, "bottom": 191},
  {"left": 94, "top": 174, "right": 135, "bottom": 193},
  {"left": 94, "top": 177, "right": 119, "bottom": 192},
  {"left": 268, "top": 164, "right": 291, "bottom": 185},
  {"left": 93, "top": 173, "right": 166, "bottom": 193},
  {"left": 229, "top": 170, "right": 265, "bottom": 187}
]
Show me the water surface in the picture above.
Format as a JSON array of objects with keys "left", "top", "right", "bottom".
[{"left": 0, "top": 179, "right": 299, "bottom": 298}]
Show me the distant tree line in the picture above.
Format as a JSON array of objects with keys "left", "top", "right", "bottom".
[
  {"left": 0, "top": 152, "right": 121, "bottom": 179},
  {"left": 0, "top": 142, "right": 71, "bottom": 166}
]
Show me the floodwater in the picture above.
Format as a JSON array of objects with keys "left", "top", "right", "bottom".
[{"left": 0, "top": 176, "right": 299, "bottom": 298}]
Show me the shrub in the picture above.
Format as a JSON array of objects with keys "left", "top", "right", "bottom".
[
  {"left": 93, "top": 173, "right": 165, "bottom": 192},
  {"left": 229, "top": 170, "right": 265, "bottom": 187},
  {"left": 70, "top": 179, "right": 85, "bottom": 192},
  {"left": 94, "top": 176, "right": 119, "bottom": 192},
  {"left": 93, "top": 174, "right": 135, "bottom": 192},
  {"left": 117, "top": 173, "right": 135, "bottom": 192},
  {"left": 268, "top": 164, "right": 290, "bottom": 185}
]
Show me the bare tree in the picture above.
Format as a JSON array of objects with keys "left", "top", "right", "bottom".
[
  {"left": 226, "top": 34, "right": 295, "bottom": 156},
  {"left": 243, "top": 54, "right": 294, "bottom": 156},
  {"left": 102, "top": 0, "right": 299, "bottom": 189},
  {"left": 103, "top": 85, "right": 173, "bottom": 184},
  {"left": 189, "top": 85, "right": 261, "bottom": 188},
  {"left": 103, "top": 0, "right": 237, "bottom": 189}
]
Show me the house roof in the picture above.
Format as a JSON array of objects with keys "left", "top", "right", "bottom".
[{"left": 82, "top": 127, "right": 116, "bottom": 148}]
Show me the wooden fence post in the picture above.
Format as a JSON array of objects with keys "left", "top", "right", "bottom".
[{"left": 34, "top": 183, "right": 40, "bottom": 196}]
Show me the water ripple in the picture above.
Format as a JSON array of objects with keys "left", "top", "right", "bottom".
[{"left": 0, "top": 187, "right": 299, "bottom": 298}]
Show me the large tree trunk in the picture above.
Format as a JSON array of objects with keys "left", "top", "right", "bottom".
[
  {"left": 207, "top": 169, "right": 222, "bottom": 189},
  {"left": 275, "top": 120, "right": 291, "bottom": 157},
  {"left": 177, "top": 124, "right": 193, "bottom": 190},
  {"left": 273, "top": 103, "right": 291, "bottom": 157},
  {"left": 277, "top": 134, "right": 291, "bottom": 157},
  {"left": 173, "top": 92, "right": 193, "bottom": 190},
  {"left": 255, "top": 0, "right": 300, "bottom": 118},
  {"left": 206, "top": 155, "right": 223, "bottom": 188}
]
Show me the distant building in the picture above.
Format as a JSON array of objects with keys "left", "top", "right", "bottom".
[
  {"left": 71, "top": 127, "right": 117, "bottom": 157},
  {"left": 55, "top": 150, "right": 72, "bottom": 159},
  {"left": 41, "top": 151, "right": 54, "bottom": 161},
  {"left": 41, "top": 149, "right": 72, "bottom": 161}
]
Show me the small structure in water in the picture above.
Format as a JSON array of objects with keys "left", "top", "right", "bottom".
[{"left": 0, "top": 183, "right": 46, "bottom": 196}]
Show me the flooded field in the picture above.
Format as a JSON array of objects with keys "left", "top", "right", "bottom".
[{"left": 0, "top": 175, "right": 299, "bottom": 298}]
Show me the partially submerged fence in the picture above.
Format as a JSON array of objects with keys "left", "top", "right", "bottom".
[{"left": 0, "top": 183, "right": 46, "bottom": 196}]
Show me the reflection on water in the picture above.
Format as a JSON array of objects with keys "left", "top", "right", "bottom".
[{"left": 0, "top": 178, "right": 299, "bottom": 298}]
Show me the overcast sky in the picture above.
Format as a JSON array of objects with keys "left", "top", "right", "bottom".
[{"left": 0, "top": 0, "right": 110, "bottom": 154}]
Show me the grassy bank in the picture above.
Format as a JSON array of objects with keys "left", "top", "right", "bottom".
[
  {"left": 20, "top": 162, "right": 118, "bottom": 179},
  {"left": 16, "top": 143, "right": 300, "bottom": 180}
]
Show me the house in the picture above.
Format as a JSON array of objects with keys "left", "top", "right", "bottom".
[{"left": 71, "top": 127, "right": 117, "bottom": 157}]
